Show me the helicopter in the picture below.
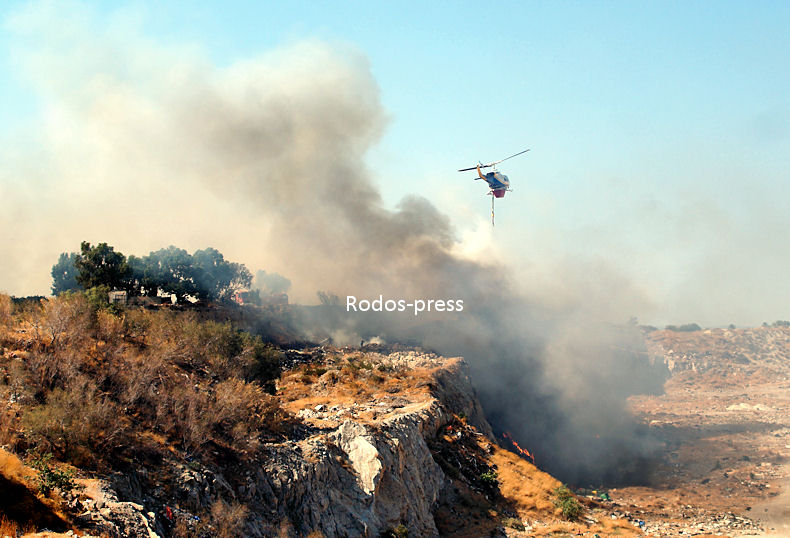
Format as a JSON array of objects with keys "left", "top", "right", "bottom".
[{"left": 458, "top": 149, "right": 529, "bottom": 226}]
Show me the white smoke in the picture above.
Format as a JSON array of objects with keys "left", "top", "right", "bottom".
[{"left": 1, "top": 1, "right": 668, "bottom": 482}]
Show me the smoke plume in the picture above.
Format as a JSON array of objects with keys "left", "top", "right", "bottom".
[{"left": 0, "top": 2, "right": 667, "bottom": 483}]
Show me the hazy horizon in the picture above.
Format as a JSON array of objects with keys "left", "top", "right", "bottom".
[{"left": 1, "top": 1, "right": 789, "bottom": 328}]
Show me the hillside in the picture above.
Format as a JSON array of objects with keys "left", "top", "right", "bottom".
[{"left": 0, "top": 293, "right": 639, "bottom": 537}]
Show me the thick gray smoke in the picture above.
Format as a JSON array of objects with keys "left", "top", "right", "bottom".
[{"left": 1, "top": 3, "right": 668, "bottom": 483}]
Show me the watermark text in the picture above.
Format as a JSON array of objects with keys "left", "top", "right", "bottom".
[{"left": 346, "top": 295, "right": 464, "bottom": 316}]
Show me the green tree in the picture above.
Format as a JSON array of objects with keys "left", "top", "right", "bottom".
[
  {"left": 192, "top": 248, "right": 252, "bottom": 302},
  {"left": 74, "top": 242, "right": 131, "bottom": 291},
  {"left": 553, "top": 485, "right": 583, "bottom": 520},
  {"left": 245, "top": 340, "right": 282, "bottom": 394},
  {"left": 51, "top": 252, "right": 81, "bottom": 295},
  {"left": 129, "top": 246, "right": 200, "bottom": 301}
]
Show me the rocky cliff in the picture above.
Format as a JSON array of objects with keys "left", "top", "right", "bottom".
[
  {"left": 245, "top": 352, "right": 480, "bottom": 537},
  {"left": 64, "top": 351, "right": 495, "bottom": 537},
  {"left": 2, "top": 300, "right": 636, "bottom": 538}
]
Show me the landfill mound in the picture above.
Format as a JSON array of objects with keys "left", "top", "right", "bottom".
[{"left": 605, "top": 326, "right": 790, "bottom": 536}]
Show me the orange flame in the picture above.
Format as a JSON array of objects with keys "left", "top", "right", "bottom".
[{"left": 503, "top": 432, "right": 535, "bottom": 464}]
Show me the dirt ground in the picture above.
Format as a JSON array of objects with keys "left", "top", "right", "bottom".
[{"left": 607, "top": 327, "right": 790, "bottom": 537}]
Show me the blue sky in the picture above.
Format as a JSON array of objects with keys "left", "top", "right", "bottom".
[{"left": 1, "top": 1, "right": 789, "bottom": 325}]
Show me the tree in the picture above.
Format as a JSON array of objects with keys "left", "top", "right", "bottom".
[
  {"left": 252, "top": 270, "right": 291, "bottom": 296},
  {"left": 51, "top": 252, "right": 81, "bottom": 295},
  {"left": 65, "top": 242, "right": 251, "bottom": 303},
  {"left": 317, "top": 291, "right": 340, "bottom": 306},
  {"left": 74, "top": 242, "right": 131, "bottom": 291},
  {"left": 129, "top": 246, "right": 200, "bottom": 301},
  {"left": 192, "top": 248, "right": 252, "bottom": 302}
]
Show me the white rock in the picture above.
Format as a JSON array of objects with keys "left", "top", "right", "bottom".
[{"left": 336, "top": 420, "right": 382, "bottom": 495}]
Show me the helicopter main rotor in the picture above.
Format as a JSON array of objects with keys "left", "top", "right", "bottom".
[{"left": 457, "top": 148, "right": 529, "bottom": 172}]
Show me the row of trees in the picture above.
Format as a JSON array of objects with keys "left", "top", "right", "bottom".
[{"left": 51, "top": 242, "right": 252, "bottom": 303}]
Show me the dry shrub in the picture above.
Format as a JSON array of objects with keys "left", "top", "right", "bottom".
[
  {"left": 41, "top": 293, "right": 92, "bottom": 351},
  {"left": 0, "top": 382, "right": 23, "bottom": 446},
  {"left": 26, "top": 345, "right": 91, "bottom": 393},
  {"left": 96, "top": 308, "right": 125, "bottom": 343},
  {"left": 205, "top": 499, "right": 249, "bottom": 538},
  {"left": 277, "top": 519, "right": 295, "bottom": 538},
  {"left": 156, "top": 381, "right": 212, "bottom": 453},
  {"left": 141, "top": 310, "right": 200, "bottom": 364},
  {"left": 122, "top": 307, "right": 152, "bottom": 340},
  {"left": 2, "top": 358, "right": 35, "bottom": 405},
  {"left": 26, "top": 350, "right": 66, "bottom": 392},
  {"left": 200, "top": 322, "right": 245, "bottom": 378},
  {"left": 212, "top": 379, "right": 270, "bottom": 450},
  {"left": 0, "top": 293, "right": 12, "bottom": 327},
  {"left": 172, "top": 517, "right": 193, "bottom": 538},
  {"left": 157, "top": 376, "right": 290, "bottom": 453},
  {"left": 126, "top": 310, "right": 279, "bottom": 389},
  {"left": 22, "top": 377, "right": 124, "bottom": 464},
  {"left": 142, "top": 314, "right": 245, "bottom": 378},
  {"left": 114, "top": 350, "right": 168, "bottom": 411}
]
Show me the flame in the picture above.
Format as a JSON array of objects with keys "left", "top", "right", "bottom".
[{"left": 503, "top": 431, "right": 535, "bottom": 464}]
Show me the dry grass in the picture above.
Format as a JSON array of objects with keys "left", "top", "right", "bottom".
[
  {"left": 0, "top": 447, "right": 27, "bottom": 483},
  {"left": 478, "top": 445, "right": 640, "bottom": 536},
  {"left": 278, "top": 356, "right": 438, "bottom": 429},
  {"left": 280, "top": 357, "right": 433, "bottom": 402},
  {"left": 491, "top": 445, "right": 562, "bottom": 517},
  {"left": 0, "top": 514, "right": 19, "bottom": 536}
]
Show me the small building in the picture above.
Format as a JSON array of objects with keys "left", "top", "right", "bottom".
[{"left": 108, "top": 290, "right": 127, "bottom": 305}]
